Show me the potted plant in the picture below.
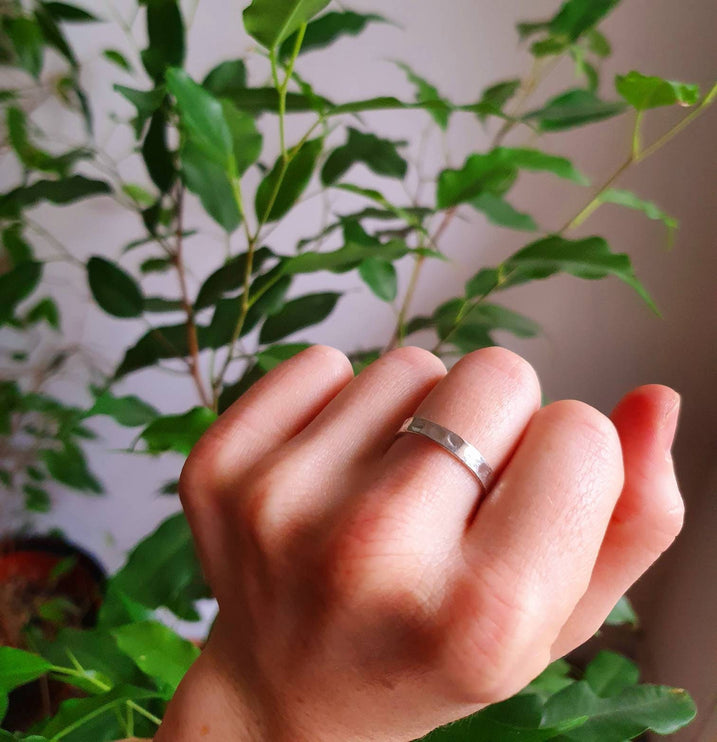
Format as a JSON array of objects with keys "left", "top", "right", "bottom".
[{"left": 0, "top": 0, "right": 712, "bottom": 738}]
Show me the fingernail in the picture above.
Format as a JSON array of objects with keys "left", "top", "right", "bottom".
[{"left": 662, "top": 393, "right": 681, "bottom": 461}]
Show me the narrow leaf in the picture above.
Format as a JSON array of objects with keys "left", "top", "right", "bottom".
[
  {"left": 321, "top": 127, "right": 407, "bottom": 184},
  {"left": 243, "top": 0, "right": 331, "bottom": 50},
  {"left": 87, "top": 256, "right": 144, "bottom": 318},
  {"left": 259, "top": 292, "right": 341, "bottom": 343}
]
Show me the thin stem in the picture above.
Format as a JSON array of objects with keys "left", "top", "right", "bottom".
[{"left": 126, "top": 700, "right": 163, "bottom": 727}]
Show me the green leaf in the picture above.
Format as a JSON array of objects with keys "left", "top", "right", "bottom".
[
  {"left": 113, "top": 620, "right": 199, "bottom": 698},
  {"left": 181, "top": 140, "right": 241, "bottom": 232},
  {"left": 0, "top": 261, "right": 42, "bottom": 325},
  {"left": 279, "top": 10, "right": 388, "bottom": 59},
  {"left": 585, "top": 651, "right": 640, "bottom": 698},
  {"left": 35, "top": 5, "right": 76, "bottom": 66},
  {"left": 103, "top": 48, "right": 131, "bottom": 71},
  {"left": 358, "top": 258, "right": 397, "bottom": 301},
  {"left": 115, "top": 323, "right": 197, "bottom": 378},
  {"left": 587, "top": 29, "right": 611, "bottom": 57},
  {"left": 0, "top": 647, "right": 51, "bottom": 691},
  {"left": 139, "top": 407, "right": 217, "bottom": 456},
  {"left": 616, "top": 70, "right": 700, "bottom": 110},
  {"left": 216, "top": 86, "right": 330, "bottom": 115},
  {"left": 122, "top": 183, "right": 156, "bottom": 206},
  {"left": 321, "top": 127, "right": 407, "bottom": 185},
  {"left": 437, "top": 147, "right": 586, "bottom": 210},
  {"left": 2, "top": 224, "right": 33, "bottom": 266},
  {"left": 195, "top": 247, "right": 273, "bottom": 310},
  {"left": 548, "top": 0, "right": 622, "bottom": 42},
  {"left": 470, "top": 192, "right": 538, "bottom": 231},
  {"left": 328, "top": 95, "right": 454, "bottom": 116},
  {"left": 256, "top": 343, "right": 312, "bottom": 371},
  {"left": 86, "top": 391, "right": 158, "bottom": 427},
  {"left": 604, "top": 594, "right": 639, "bottom": 627},
  {"left": 502, "top": 235, "right": 657, "bottom": 312},
  {"left": 598, "top": 188, "right": 678, "bottom": 241},
  {"left": 167, "top": 68, "right": 233, "bottom": 169},
  {"left": 243, "top": 0, "right": 331, "bottom": 50},
  {"left": 221, "top": 99, "right": 263, "bottom": 175},
  {"left": 472, "top": 79, "right": 521, "bottom": 122},
  {"left": 333, "top": 184, "right": 429, "bottom": 233},
  {"left": 141, "top": 0, "right": 185, "bottom": 82},
  {"left": 144, "top": 296, "right": 184, "bottom": 312},
  {"left": 395, "top": 62, "right": 451, "bottom": 129},
  {"left": 542, "top": 681, "right": 696, "bottom": 741},
  {"left": 525, "top": 88, "right": 627, "bottom": 131},
  {"left": 111, "top": 512, "right": 210, "bottom": 621},
  {"left": 87, "top": 256, "right": 144, "bottom": 318},
  {"left": 41, "top": 440, "right": 102, "bottom": 494},
  {"left": 23, "top": 484, "right": 51, "bottom": 512},
  {"left": 97, "top": 585, "right": 151, "bottom": 631},
  {"left": 5, "top": 17, "right": 44, "bottom": 78},
  {"left": 202, "top": 59, "right": 247, "bottom": 96},
  {"left": 43, "top": 2, "right": 99, "bottom": 23},
  {"left": 140, "top": 256, "right": 173, "bottom": 274},
  {"left": 255, "top": 137, "right": 322, "bottom": 223},
  {"left": 25, "top": 297, "right": 60, "bottom": 328},
  {"left": 526, "top": 658, "right": 575, "bottom": 699},
  {"left": 0, "top": 176, "right": 110, "bottom": 220},
  {"left": 259, "top": 292, "right": 341, "bottom": 344},
  {"left": 114, "top": 83, "right": 165, "bottom": 117}
]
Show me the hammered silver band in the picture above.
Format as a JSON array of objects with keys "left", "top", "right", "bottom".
[{"left": 398, "top": 416, "right": 495, "bottom": 493}]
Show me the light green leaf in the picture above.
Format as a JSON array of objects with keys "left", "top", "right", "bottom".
[
  {"left": 359, "top": 257, "right": 397, "bottom": 302},
  {"left": 0, "top": 261, "right": 42, "bottom": 325},
  {"left": 525, "top": 88, "right": 626, "bottom": 131},
  {"left": 114, "top": 83, "right": 165, "bottom": 117},
  {"left": 616, "top": 71, "right": 700, "bottom": 110},
  {"left": 526, "top": 659, "right": 575, "bottom": 699},
  {"left": 395, "top": 62, "right": 451, "bottom": 129},
  {"left": 585, "top": 651, "right": 640, "bottom": 697},
  {"left": 322, "top": 127, "right": 407, "bottom": 185},
  {"left": 113, "top": 620, "right": 199, "bottom": 698},
  {"left": 221, "top": 99, "right": 263, "bottom": 175},
  {"left": 167, "top": 68, "right": 233, "bottom": 169},
  {"left": 604, "top": 594, "right": 639, "bottom": 627},
  {"left": 259, "top": 292, "right": 341, "bottom": 344},
  {"left": 86, "top": 391, "right": 158, "bottom": 427},
  {"left": 587, "top": 29, "right": 611, "bottom": 57},
  {"left": 87, "top": 256, "right": 144, "bottom": 318},
  {"left": 548, "top": 0, "right": 622, "bottom": 41},
  {"left": 111, "top": 512, "right": 210, "bottom": 621},
  {"left": 333, "top": 184, "right": 428, "bottom": 233},
  {"left": 181, "top": 140, "right": 241, "bottom": 232},
  {"left": 472, "top": 79, "right": 521, "bottom": 122},
  {"left": 255, "top": 137, "right": 323, "bottom": 223},
  {"left": 103, "top": 48, "right": 131, "bottom": 71},
  {"left": 542, "top": 681, "right": 696, "bottom": 741},
  {"left": 598, "top": 188, "right": 678, "bottom": 242},
  {"left": 139, "top": 407, "right": 216, "bottom": 457},
  {"left": 5, "top": 17, "right": 44, "bottom": 78},
  {"left": 470, "top": 193, "right": 538, "bottom": 231},
  {"left": 41, "top": 441, "right": 102, "bottom": 494},
  {"left": 257, "top": 343, "right": 312, "bottom": 371},
  {"left": 121, "top": 183, "right": 156, "bottom": 206},
  {"left": 280, "top": 10, "right": 389, "bottom": 59},
  {"left": 243, "top": 0, "right": 331, "bottom": 50},
  {"left": 0, "top": 647, "right": 51, "bottom": 691}
]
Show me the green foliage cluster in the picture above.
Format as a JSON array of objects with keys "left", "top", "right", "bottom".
[{"left": 0, "top": 0, "right": 712, "bottom": 738}]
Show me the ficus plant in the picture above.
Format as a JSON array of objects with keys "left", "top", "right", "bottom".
[{"left": 0, "top": 0, "right": 711, "bottom": 739}]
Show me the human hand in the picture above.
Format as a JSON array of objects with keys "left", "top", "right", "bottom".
[{"left": 155, "top": 346, "right": 684, "bottom": 742}]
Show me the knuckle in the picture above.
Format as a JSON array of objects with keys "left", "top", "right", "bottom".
[
  {"left": 380, "top": 345, "right": 447, "bottom": 381},
  {"left": 459, "top": 347, "right": 541, "bottom": 399},
  {"left": 301, "top": 344, "right": 354, "bottom": 376},
  {"left": 236, "top": 461, "right": 288, "bottom": 552}
]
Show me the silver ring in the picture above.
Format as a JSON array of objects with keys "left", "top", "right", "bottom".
[{"left": 398, "top": 416, "right": 495, "bottom": 493}]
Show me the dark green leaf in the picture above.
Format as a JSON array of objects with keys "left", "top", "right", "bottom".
[
  {"left": 86, "top": 391, "right": 158, "bottom": 427},
  {"left": 616, "top": 70, "right": 700, "bottom": 110},
  {"left": 542, "top": 681, "right": 696, "bottom": 741},
  {"left": 548, "top": 0, "right": 622, "bottom": 42},
  {"left": 531, "top": 37, "right": 569, "bottom": 57},
  {"left": 243, "top": 0, "right": 331, "bottom": 50},
  {"left": 195, "top": 247, "right": 273, "bottom": 310},
  {"left": 585, "top": 651, "right": 640, "bottom": 698},
  {"left": 0, "top": 261, "right": 42, "bottom": 325},
  {"left": 333, "top": 184, "right": 428, "bottom": 233},
  {"left": 525, "top": 88, "right": 627, "bottom": 131},
  {"left": 113, "top": 620, "right": 199, "bottom": 698},
  {"left": 112, "top": 512, "right": 210, "bottom": 620},
  {"left": 218, "top": 86, "right": 330, "bottom": 115},
  {"left": 255, "top": 137, "right": 322, "bottom": 223},
  {"left": 327, "top": 95, "right": 454, "bottom": 116},
  {"left": 282, "top": 239, "right": 421, "bottom": 275},
  {"left": 202, "top": 59, "right": 247, "bottom": 95},
  {"left": 2, "top": 224, "right": 33, "bottom": 265},
  {"left": 587, "top": 29, "right": 611, "bottom": 57},
  {"left": 159, "top": 479, "right": 179, "bottom": 495},
  {"left": 140, "top": 256, "right": 173, "bottom": 273},
  {"left": 526, "top": 658, "right": 575, "bottom": 699},
  {"left": 114, "top": 84, "right": 165, "bottom": 117},
  {"left": 395, "top": 62, "right": 451, "bottom": 129},
  {"left": 143, "top": 296, "right": 185, "bottom": 312},
  {"left": 181, "top": 140, "right": 241, "bottom": 232},
  {"left": 34, "top": 5, "right": 76, "bottom": 66},
  {"left": 103, "top": 48, "right": 131, "bottom": 71},
  {"left": 97, "top": 585, "right": 151, "bottom": 631},
  {"left": 221, "top": 99, "right": 263, "bottom": 175},
  {"left": 5, "top": 17, "right": 44, "bottom": 78},
  {"left": 41, "top": 440, "right": 102, "bottom": 493},
  {"left": 321, "top": 127, "right": 407, "bottom": 185},
  {"left": 0, "top": 647, "right": 51, "bottom": 691},
  {"left": 142, "top": 109, "right": 175, "bottom": 194},
  {"left": 25, "top": 297, "right": 60, "bottom": 328},
  {"left": 139, "top": 407, "right": 216, "bottom": 456},
  {"left": 358, "top": 257, "right": 397, "bottom": 301},
  {"left": 0, "top": 176, "right": 110, "bottom": 219},
  {"left": 472, "top": 79, "right": 521, "bottom": 122},
  {"left": 115, "top": 323, "right": 196, "bottom": 378},
  {"left": 87, "top": 256, "right": 144, "bottom": 318},
  {"left": 259, "top": 292, "right": 341, "bottom": 343},
  {"left": 256, "top": 343, "right": 312, "bottom": 371},
  {"left": 280, "top": 10, "right": 389, "bottom": 59},
  {"left": 604, "top": 594, "right": 639, "bottom": 627},
  {"left": 43, "top": 2, "right": 99, "bottom": 23},
  {"left": 218, "top": 364, "right": 265, "bottom": 413},
  {"left": 23, "top": 483, "right": 51, "bottom": 512},
  {"left": 167, "top": 68, "right": 233, "bottom": 168},
  {"left": 470, "top": 192, "right": 538, "bottom": 231},
  {"left": 141, "top": 0, "right": 184, "bottom": 82}
]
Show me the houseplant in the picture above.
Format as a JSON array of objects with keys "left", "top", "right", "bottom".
[{"left": 0, "top": 0, "right": 713, "bottom": 738}]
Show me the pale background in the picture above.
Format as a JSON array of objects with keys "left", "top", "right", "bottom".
[{"left": 2, "top": 0, "right": 716, "bottom": 739}]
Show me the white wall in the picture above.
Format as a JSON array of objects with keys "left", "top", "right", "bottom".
[{"left": 3, "top": 0, "right": 715, "bottom": 735}]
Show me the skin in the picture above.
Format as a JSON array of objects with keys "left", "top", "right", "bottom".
[{"left": 153, "top": 345, "right": 684, "bottom": 742}]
